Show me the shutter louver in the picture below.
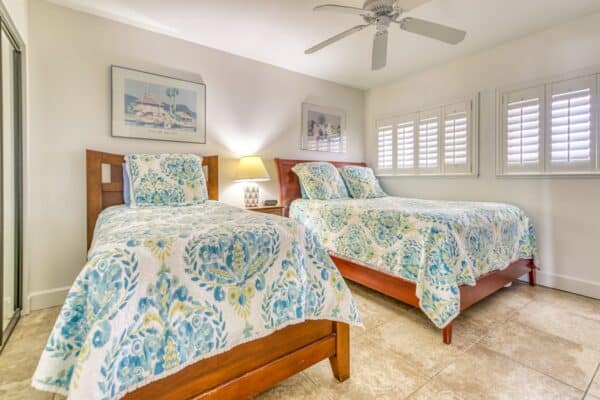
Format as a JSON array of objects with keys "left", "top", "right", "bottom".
[
  {"left": 377, "top": 123, "right": 394, "bottom": 171},
  {"left": 499, "top": 86, "right": 544, "bottom": 174},
  {"left": 444, "top": 102, "right": 470, "bottom": 171},
  {"left": 550, "top": 88, "right": 591, "bottom": 164},
  {"left": 418, "top": 112, "right": 440, "bottom": 170},
  {"left": 396, "top": 120, "right": 415, "bottom": 170},
  {"left": 506, "top": 97, "right": 540, "bottom": 166}
]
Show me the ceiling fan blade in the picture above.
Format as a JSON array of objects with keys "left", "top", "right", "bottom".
[
  {"left": 372, "top": 30, "right": 388, "bottom": 70},
  {"left": 314, "top": 4, "right": 375, "bottom": 17},
  {"left": 305, "top": 24, "right": 369, "bottom": 54},
  {"left": 399, "top": 17, "right": 466, "bottom": 44}
]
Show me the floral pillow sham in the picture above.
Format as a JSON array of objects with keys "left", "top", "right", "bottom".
[
  {"left": 125, "top": 153, "right": 208, "bottom": 207},
  {"left": 292, "top": 162, "right": 350, "bottom": 200},
  {"left": 338, "top": 166, "right": 386, "bottom": 199}
]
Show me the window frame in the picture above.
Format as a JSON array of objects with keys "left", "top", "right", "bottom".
[
  {"left": 497, "top": 70, "right": 600, "bottom": 177},
  {"left": 374, "top": 93, "right": 479, "bottom": 177}
]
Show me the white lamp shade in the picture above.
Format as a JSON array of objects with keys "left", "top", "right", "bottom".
[{"left": 234, "top": 156, "right": 270, "bottom": 182}]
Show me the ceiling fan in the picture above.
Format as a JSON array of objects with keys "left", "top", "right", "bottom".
[{"left": 305, "top": 0, "right": 467, "bottom": 70}]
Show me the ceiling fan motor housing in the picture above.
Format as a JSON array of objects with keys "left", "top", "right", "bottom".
[
  {"left": 363, "top": 0, "right": 400, "bottom": 27},
  {"left": 363, "top": 0, "right": 398, "bottom": 14}
]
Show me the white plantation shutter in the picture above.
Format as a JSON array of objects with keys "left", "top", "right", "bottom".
[
  {"left": 417, "top": 109, "right": 441, "bottom": 173},
  {"left": 443, "top": 101, "right": 471, "bottom": 173},
  {"left": 547, "top": 76, "right": 596, "bottom": 172},
  {"left": 373, "top": 94, "right": 479, "bottom": 177},
  {"left": 501, "top": 87, "right": 544, "bottom": 174},
  {"left": 396, "top": 115, "right": 416, "bottom": 171},
  {"left": 377, "top": 121, "right": 394, "bottom": 171}
]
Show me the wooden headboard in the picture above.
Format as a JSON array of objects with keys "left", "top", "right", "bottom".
[
  {"left": 86, "top": 149, "right": 219, "bottom": 248},
  {"left": 274, "top": 158, "right": 367, "bottom": 216}
]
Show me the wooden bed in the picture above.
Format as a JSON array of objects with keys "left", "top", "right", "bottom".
[
  {"left": 86, "top": 150, "right": 350, "bottom": 400},
  {"left": 275, "top": 157, "right": 536, "bottom": 345}
]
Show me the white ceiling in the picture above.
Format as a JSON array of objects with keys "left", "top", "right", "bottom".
[{"left": 48, "top": 0, "right": 600, "bottom": 89}]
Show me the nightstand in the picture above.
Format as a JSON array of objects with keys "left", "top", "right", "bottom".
[{"left": 246, "top": 205, "right": 285, "bottom": 217}]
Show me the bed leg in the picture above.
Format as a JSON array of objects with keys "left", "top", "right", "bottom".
[
  {"left": 442, "top": 324, "right": 453, "bottom": 345},
  {"left": 528, "top": 261, "right": 536, "bottom": 287},
  {"left": 329, "top": 322, "right": 350, "bottom": 382}
]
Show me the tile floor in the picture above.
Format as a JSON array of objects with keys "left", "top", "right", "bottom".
[{"left": 1, "top": 281, "right": 599, "bottom": 399}]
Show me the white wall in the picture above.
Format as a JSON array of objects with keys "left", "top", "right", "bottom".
[
  {"left": 366, "top": 12, "right": 600, "bottom": 299},
  {"left": 26, "top": 0, "right": 365, "bottom": 310}
]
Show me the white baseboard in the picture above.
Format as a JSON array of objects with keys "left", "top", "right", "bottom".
[
  {"left": 28, "top": 286, "right": 70, "bottom": 311},
  {"left": 520, "top": 271, "right": 600, "bottom": 299}
]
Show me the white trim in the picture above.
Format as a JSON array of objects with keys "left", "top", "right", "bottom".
[
  {"left": 28, "top": 286, "right": 70, "bottom": 311},
  {"left": 521, "top": 271, "right": 600, "bottom": 300}
]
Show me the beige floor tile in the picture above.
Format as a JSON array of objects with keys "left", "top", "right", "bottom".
[
  {"left": 348, "top": 282, "right": 413, "bottom": 334},
  {"left": 0, "top": 379, "right": 53, "bottom": 400},
  {"left": 11, "top": 307, "right": 61, "bottom": 341},
  {"left": 407, "top": 379, "right": 469, "bottom": 400},
  {"left": 588, "top": 367, "right": 600, "bottom": 397},
  {"left": 2, "top": 331, "right": 50, "bottom": 358},
  {"left": 424, "top": 287, "right": 524, "bottom": 345},
  {"left": 515, "top": 300, "right": 600, "bottom": 352},
  {"left": 360, "top": 312, "right": 477, "bottom": 377},
  {"left": 586, "top": 395, "right": 600, "bottom": 400},
  {"left": 304, "top": 334, "right": 427, "bottom": 399},
  {"left": 254, "top": 372, "right": 330, "bottom": 400},
  {"left": 411, "top": 345, "right": 583, "bottom": 400},
  {"left": 0, "top": 347, "right": 43, "bottom": 386},
  {"left": 525, "top": 286, "right": 600, "bottom": 322},
  {"left": 480, "top": 320, "right": 600, "bottom": 390}
]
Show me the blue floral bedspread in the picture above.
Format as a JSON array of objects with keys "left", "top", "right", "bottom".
[
  {"left": 290, "top": 197, "right": 537, "bottom": 328},
  {"left": 33, "top": 202, "right": 361, "bottom": 399}
]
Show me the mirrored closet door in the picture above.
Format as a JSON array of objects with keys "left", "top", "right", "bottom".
[{"left": 0, "top": 19, "right": 23, "bottom": 352}]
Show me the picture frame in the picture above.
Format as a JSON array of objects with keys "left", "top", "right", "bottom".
[
  {"left": 301, "top": 103, "right": 347, "bottom": 153},
  {"left": 111, "top": 65, "right": 206, "bottom": 143}
]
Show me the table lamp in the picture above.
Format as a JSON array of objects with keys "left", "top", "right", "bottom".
[{"left": 233, "top": 156, "right": 270, "bottom": 207}]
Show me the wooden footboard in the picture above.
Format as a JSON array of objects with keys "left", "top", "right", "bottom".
[{"left": 124, "top": 320, "right": 349, "bottom": 400}]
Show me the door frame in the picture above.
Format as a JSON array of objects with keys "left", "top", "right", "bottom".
[{"left": 0, "top": 4, "right": 24, "bottom": 352}]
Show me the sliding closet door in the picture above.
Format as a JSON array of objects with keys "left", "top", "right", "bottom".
[{"left": 0, "top": 25, "right": 22, "bottom": 349}]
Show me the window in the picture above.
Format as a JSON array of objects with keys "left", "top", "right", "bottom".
[
  {"left": 500, "top": 87, "right": 544, "bottom": 174},
  {"left": 498, "top": 74, "right": 598, "bottom": 175},
  {"left": 418, "top": 110, "right": 440, "bottom": 173},
  {"left": 547, "top": 76, "right": 595, "bottom": 173},
  {"left": 396, "top": 116, "right": 415, "bottom": 171},
  {"left": 377, "top": 120, "right": 394, "bottom": 171},
  {"left": 444, "top": 102, "right": 471, "bottom": 174},
  {"left": 375, "top": 95, "right": 478, "bottom": 176}
]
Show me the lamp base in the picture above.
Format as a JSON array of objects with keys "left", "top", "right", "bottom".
[{"left": 244, "top": 183, "right": 259, "bottom": 207}]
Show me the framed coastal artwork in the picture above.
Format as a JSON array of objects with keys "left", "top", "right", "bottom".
[
  {"left": 301, "top": 103, "right": 347, "bottom": 153},
  {"left": 111, "top": 66, "right": 206, "bottom": 143}
]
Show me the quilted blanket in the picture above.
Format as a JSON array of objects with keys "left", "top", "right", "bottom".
[
  {"left": 33, "top": 202, "right": 361, "bottom": 399},
  {"left": 290, "top": 197, "right": 537, "bottom": 328}
]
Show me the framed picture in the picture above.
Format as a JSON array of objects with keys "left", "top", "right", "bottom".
[
  {"left": 301, "top": 103, "right": 347, "bottom": 153},
  {"left": 111, "top": 65, "right": 206, "bottom": 143}
]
